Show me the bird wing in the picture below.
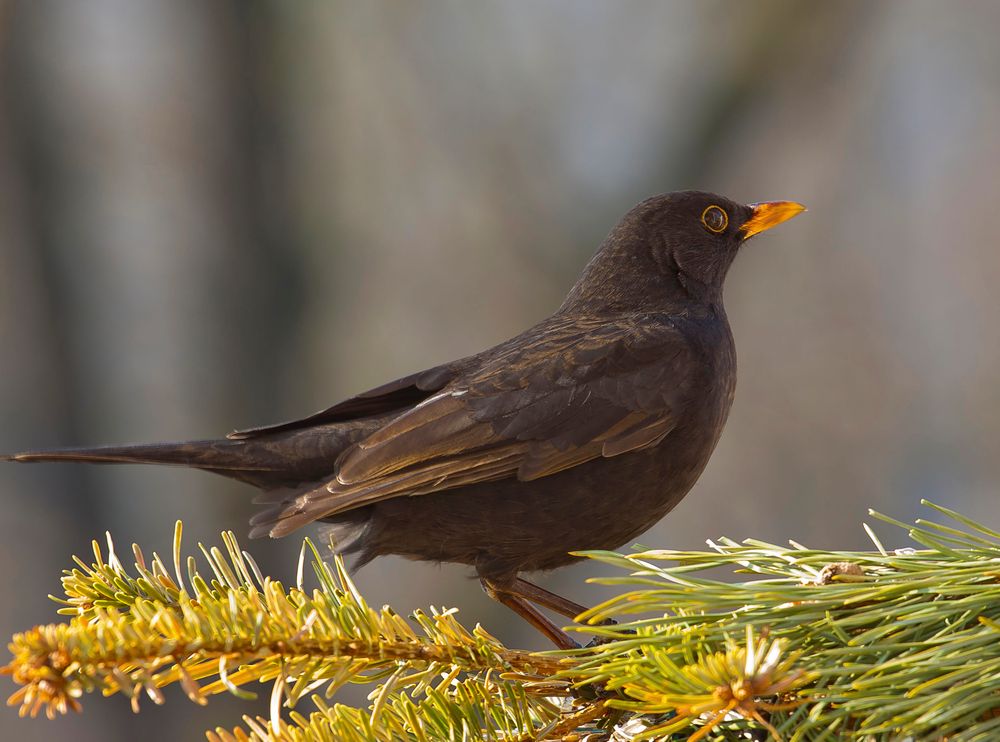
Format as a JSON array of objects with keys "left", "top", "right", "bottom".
[
  {"left": 257, "top": 314, "right": 696, "bottom": 536},
  {"left": 228, "top": 362, "right": 464, "bottom": 439}
]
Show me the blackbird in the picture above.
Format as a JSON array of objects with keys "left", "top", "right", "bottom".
[{"left": 4, "top": 191, "right": 804, "bottom": 648}]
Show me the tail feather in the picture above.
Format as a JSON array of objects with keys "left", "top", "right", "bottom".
[
  {"left": 4, "top": 424, "right": 380, "bottom": 537},
  {"left": 3, "top": 441, "right": 278, "bottom": 469},
  {"left": 2, "top": 434, "right": 342, "bottom": 490}
]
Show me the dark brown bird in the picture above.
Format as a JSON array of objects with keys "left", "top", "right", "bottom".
[{"left": 3, "top": 191, "right": 804, "bottom": 648}]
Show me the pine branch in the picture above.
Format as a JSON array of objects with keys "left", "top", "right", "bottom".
[
  {"left": 5, "top": 500, "right": 1000, "bottom": 740},
  {"left": 207, "top": 676, "right": 572, "bottom": 742},
  {"left": 565, "top": 500, "right": 1000, "bottom": 739},
  {"left": 3, "top": 524, "right": 565, "bottom": 725}
]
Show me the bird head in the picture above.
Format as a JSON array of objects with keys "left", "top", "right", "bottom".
[{"left": 561, "top": 190, "right": 805, "bottom": 312}]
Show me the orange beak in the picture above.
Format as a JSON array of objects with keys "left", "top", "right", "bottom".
[{"left": 740, "top": 200, "right": 806, "bottom": 240}]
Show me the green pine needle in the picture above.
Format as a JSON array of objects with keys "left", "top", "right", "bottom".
[{"left": 6, "top": 502, "right": 1000, "bottom": 740}]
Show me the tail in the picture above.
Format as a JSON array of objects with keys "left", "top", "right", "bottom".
[
  {"left": 3, "top": 425, "right": 385, "bottom": 542},
  {"left": 2, "top": 435, "right": 341, "bottom": 490},
  {"left": 4, "top": 441, "right": 245, "bottom": 467}
]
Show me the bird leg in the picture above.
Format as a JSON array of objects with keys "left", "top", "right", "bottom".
[
  {"left": 505, "top": 576, "right": 591, "bottom": 620},
  {"left": 481, "top": 578, "right": 579, "bottom": 650}
]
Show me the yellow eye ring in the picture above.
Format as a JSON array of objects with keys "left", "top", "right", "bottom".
[{"left": 701, "top": 205, "right": 728, "bottom": 234}]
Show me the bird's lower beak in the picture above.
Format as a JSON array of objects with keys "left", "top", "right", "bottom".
[{"left": 740, "top": 200, "right": 806, "bottom": 240}]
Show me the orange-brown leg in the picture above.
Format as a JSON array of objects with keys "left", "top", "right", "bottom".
[
  {"left": 507, "top": 576, "right": 591, "bottom": 620},
  {"left": 481, "top": 578, "right": 579, "bottom": 650}
]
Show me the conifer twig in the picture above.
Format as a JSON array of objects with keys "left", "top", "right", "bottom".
[{"left": 7, "top": 501, "right": 1000, "bottom": 739}]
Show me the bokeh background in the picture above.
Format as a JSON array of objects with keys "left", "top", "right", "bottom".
[{"left": 2, "top": 0, "right": 1000, "bottom": 738}]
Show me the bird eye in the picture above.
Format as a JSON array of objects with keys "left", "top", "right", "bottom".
[{"left": 700, "top": 205, "right": 728, "bottom": 234}]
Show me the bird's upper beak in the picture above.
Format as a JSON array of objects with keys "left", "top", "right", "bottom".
[{"left": 740, "top": 201, "right": 806, "bottom": 240}]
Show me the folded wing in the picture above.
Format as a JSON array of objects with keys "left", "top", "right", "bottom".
[
  {"left": 255, "top": 315, "right": 694, "bottom": 537},
  {"left": 228, "top": 362, "right": 464, "bottom": 439}
]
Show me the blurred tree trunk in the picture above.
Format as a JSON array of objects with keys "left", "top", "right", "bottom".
[{"left": 1, "top": 1, "right": 305, "bottom": 737}]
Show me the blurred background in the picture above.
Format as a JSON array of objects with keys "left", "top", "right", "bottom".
[{"left": 2, "top": 0, "right": 1000, "bottom": 738}]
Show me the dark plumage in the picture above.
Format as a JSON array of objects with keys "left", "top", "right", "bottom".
[{"left": 3, "top": 191, "right": 804, "bottom": 647}]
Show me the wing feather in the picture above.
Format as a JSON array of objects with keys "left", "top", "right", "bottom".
[
  {"left": 253, "top": 314, "right": 695, "bottom": 534},
  {"left": 228, "top": 362, "right": 463, "bottom": 440}
]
